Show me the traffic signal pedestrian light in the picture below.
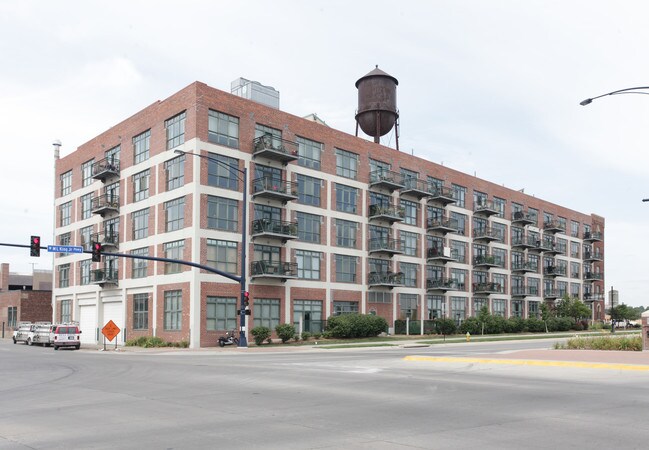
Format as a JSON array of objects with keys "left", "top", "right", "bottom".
[
  {"left": 91, "top": 242, "right": 103, "bottom": 262},
  {"left": 244, "top": 291, "right": 250, "bottom": 307},
  {"left": 30, "top": 236, "right": 40, "bottom": 257}
]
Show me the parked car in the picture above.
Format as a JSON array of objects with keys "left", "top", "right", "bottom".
[
  {"left": 12, "top": 322, "right": 34, "bottom": 344},
  {"left": 28, "top": 322, "right": 54, "bottom": 347},
  {"left": 50, "top": 323, "right": 82, "bottom": 350}
]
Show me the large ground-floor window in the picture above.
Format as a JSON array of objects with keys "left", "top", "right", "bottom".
[
  {"left": 206, "top": 297, "right": 237, "bottom": 331},
  {"left": 293, "top": 300, "right": 323, "bottom": 333},
  {"left": 253, "top": 298, "right": 280, "bottom": 330}
]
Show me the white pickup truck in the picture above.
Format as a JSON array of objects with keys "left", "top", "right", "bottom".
[
  {"left": 12, "top": 322, "right": 33, "bottom": 344},
  {"left": 29, "top": 322, "right": 55, "bottom": 346}
]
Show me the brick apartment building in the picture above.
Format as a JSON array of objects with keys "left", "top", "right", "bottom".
[
  {"left": 0, "top": 263, "right": 53, "bottom": 333},
  {"left": 52, "top": 73, "right": 605, "bottom": 348}
]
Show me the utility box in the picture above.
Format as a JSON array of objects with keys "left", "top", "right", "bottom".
[{"left": 641, "top": 311, "right": 649, "bottom": 351}]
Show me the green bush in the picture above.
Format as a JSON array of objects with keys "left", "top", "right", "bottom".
[
  {"left": 124, "top": 336, "right": 168, "bottom": 348},
  {"left": 556, "top": 335, "right": 642, "bottom": 351},
  {"left": 459, "top": 317, "right": 481, "bottom": 335},
  {"left": 525, "top": 318, "right": 547, "bottom": 333},
  {"left": 435, "top": 318, "right": 457, "bottom": 336},
  {"left": 275, "top": 324, "right": 296, "bottom": 343},
  {"left": 326, "top": 314, "right": 388, "bottom": 338},
  {"left": 251, "top": 326, "right": 271, "bottom": 346},
  {"left": 301, "top": 332, "right": 312, "bottom": 341},
  {"left": 504, "top": 317, "right": 525, "bottom": 333},
  {"left": 484, "top": 315, "right": 506, "bottom": 334},
  {"left": 312, "top": 332, "right": 322, "bottom": 339}
]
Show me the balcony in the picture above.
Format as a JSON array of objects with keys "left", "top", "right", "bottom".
[
  {"left": 91, "top": 157, "right": 120, "bottom": 182},
  {"left": 91, "top": 194, "right": 119, "bottom": 216},
  {"left": 543, "top": 220, "right": 566, "bottom": 234},
  {"left": 426, "top": 278, "right": 460, "bottom": 292},
  {"left": 472, "top": 227, "right": 500, "bottom": 243},
  {"left": 472, "top": 282, "right": 502, "bottom": 295},
  {"left": 584, "top": 292, "right": 605, "bottom": 301},
  {"left": 583, "top": 231, "right": 603, "bottom": 243},
  {"left": 583, "top": 251, "right": 603, "bottom": 262},
  {"left": 543, "top": 266, "right": 566, "bottom": 278},
  {"left": 250, "top": 261, "right": 297, "bottom": 281},
  {"left": 369, "top": 169, "right": 405, "bottom": 192},
  {"left": 91, "top": 232, "right": 119, "bottom": 250},
  {"left": 368, "top": 271, "right": 405, "bottom": 288},
  {"left": 427, "top": 185, "right": 456, "bottom": 205},
  {"left": 368, "top": 238, "right": 403, "bottom": 257},
  {"left": 91, "top": 268, "right": 118, "bottom": 286},
  {"left": 583, "top": 272, "right": 604, "bottom": 282},
  {"left": 473, "top": 199, "right": 500, "bottom": 217},
  {"left": 426, "top": 216, "right": 458, "bottom": 235},
  {"left": 368, "top": 204, "right": 405, "bottom": 223},
  {"left": 251, "top": 219, "right": 298, "bottom": 242},
  {"left": 543, "top": 243, "right": 561, "bottom": 256},
  {"left": 473, "top": 254, "right": 502, "bottom": 269},
  {"left": 251, "top": 177, "right": 298, "bottom": 203},
  {"left": 426, "top": 246, "right": 455, "bottom": 264},
  {"left": 400, "top": 178, "right": 431, "bottom": 199},
  {"left": 511, "top": 234, "right": 537, "bottom": 250},
  {"left": 252, "top": 135, "right": 299, "bottom": 165},
  {"left": 534, "top": 238, "right": 555, "bottom": 253},
  {"left": 543, "top": 289, "right": 560, "bottom": 299},
  {"left": 511, "top": 285, "right": 539, "bottom": 297},
  {"left": 511, "top": 261, "right": 538, "bottom": 274},
  {"left": 511, "top": 210, "right": 536, "bottom": 226}
]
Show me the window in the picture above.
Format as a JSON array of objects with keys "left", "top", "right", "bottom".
[
  {"left": 528, "top": 277, "right": 540, "bottom": 296},
  {"left": 253, "top": 299, "right": 280, "bottom": 329},
  {"left": 80, "top": 193, "right": 92, "bottom": 220},
  {"left": 451, "top": 240, "right": 466, "bottom": 264},
  {"left": 7, "top": 306, "right": 17, "bottom": 328},
  {"left": 335, "top": 184, "right": 357, "bottom": 213},
  {"left": 401, "top": 262, "right": 418, "bottom": 287},
  {"left": 133, "top": 293, "right": 149, "bottom": 330},
  {"left": 60, "top": 171, "right": 72, "bottom": 196},
  {"left": 105, "top": 144, "right": 120, "bottom": 163},
  {"left": 528, "top": 301, "right": 539, "bottom": 319},
  {"left": 558, "top": 216, "right": 567, "bottom": 232},
  {"left": 400, "top": 231, "right": 419, "bottom": 256},
  {"left": 297, "top": 136, "right": 322, "bottom": 170},
  {"left": 297, "top": 212, "right": 321, "bottom": 243},
  {"left": 335, "top": 254, "right": 357, "bottom": 283},
  {"left": 427, "top": 295, "right": 445, "bottom": 319},
  {"left": 451, "top": 212, "right": 467, "bottom": 235},
  {"left": 473, "top": 298, "right": 487, "bottom": 317},
  {"left": 511, "top": 300, "right": 523, "bottom": 318},
  {"left": 207, "top": 196, "right": 238, "bottom": 232},
  {"left": 493, "top": 273, "right": 506, "bottom": 293},
  {"left": 450, "top": 269, "right": 467, "bottom": 291},
  {"left": 401, "top": 168, "right": 418, "bottom": 187},
  {"left": 255, "top": 124, "right": 282, "bottom": 147},
  {"left": 131, "top": 247, "right": 148, "bottom": 278},
  {"left": 165, "top": 197, "right": 185, "bottom": 232},
  {"left": 164, "top": 291, "right": 182, "bottom": 330},
  {"left": 369, "top": 158, "right": 391, "bottom": 181},
  {"left": 528, "top": 208, "right": 538, "bottom": 225},
  {"left": 60, "top": 202, "right": 72, "bottom": 227},
  {"left": 334, "top": 301, "right": 358, "bottom": 315},
  {"left": 164, "top": 240, "right": 184, "bottom": 274},
  {"left": 79, "top": 260, "right": 91, "bottom": 285},
  {"left": 296, "top": 250, "right": 321, "bottom": 280},
  {"left": 253, "top": 244, "right": 280, "bottom": 263},
  {"left": 59, "top": 232, "right": 72, "bottom": 255},
  {"left": 492, "top": 299, "right": 505, "bottom": 317},
  {"left": 132, "top": 208, "right": 149, "bottom": 240},
  {"left": 208, "top": 153, "right": 239, "bottom": 190},
  {"left": 400, "top": 199, "right": 418, "bottom": 225},
  {"left": 207, "top": 297, "right": 237, "bottom": 331},
  {"left": 451, "top": 298, "right": 467, "bottom": 323},
  {"left": 492, "top": 222, "right": 506, "bottom": 243},
  {"left": 293, "top": 300, "right": 324, "bottom": 333},
  {"left": 335, "top": 219, "right": 357, "bottom": 248},
  {"left": 399, "top": 294, "right": 418, "bottom": 319},
  {"left": 473, "top": 190, "right": 487, "bottom": 207},
  {"left": 571, "top": 262, "right": 581, "bottom": 279},
  {"left": 165, "top": 155, "right": 185, "bottom": 191},
  {"left": 335, "top": 148, "right": 358, "bottom": 179},
  {"left": 571, "top": 241, "right": 580, "bottom": 258},
  {"left": 297, "top": 174, "right": 321, "bottom": 206},
  {"left": 571, "top": 220, "right": 580, "bottom": 238},
  {"left": 79, "top": 226, "right": 91, "bottom": 250},
  {"left": 81, "top": 159, "right": 94, "bottom": 187},
  {"left": 58, "top": 264, "right": 70, "bottom": 288},
  {"left": 165, "top": 111, "right": 186, "bottom": 149},
  {"left": 368, "top": 291, "right": 392, "bottom": 304},
  {"left": 60, "top": 299, "right": 71, "bottom": 323},
  {"left": 493, "top": 197, "right": 506, "bottom": 218},
  {"left": 208, "top": 110, "right": 239, "bottom": 148},
  {"left": 452, "top": 184, "right": 466, "bottom": 208},
  {"left": 571, "top": 283, "right": 580, "bottom": 299},
  {"left": 133, "top": 169, "right": 150, "bottom": 202},
  {"left": 492, "top": 248, "right": 506, "bottom": 268},
  {"left": 543, "top": 211, "right": 553, "bottom": 225},
  {"left": 133, "top": 130, "right": 150, "bottom": 164},
  {"left": 207, "top": 239, "right": 237, "bottom": 274},
  {"left": 369, "top": 258, "right": 389, "bottom": 274}
]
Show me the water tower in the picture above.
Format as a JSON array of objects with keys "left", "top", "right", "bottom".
[{"left": 355, "top": 66, "right": 399, "bottom": 150}]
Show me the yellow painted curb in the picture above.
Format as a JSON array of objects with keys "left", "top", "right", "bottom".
[{"left": 403, "top": 355, "right": 649, "bottom": 371}]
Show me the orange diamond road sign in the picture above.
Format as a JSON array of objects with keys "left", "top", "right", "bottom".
[{"left": 102, "top": 320, "right": 121, "bottom": 342}]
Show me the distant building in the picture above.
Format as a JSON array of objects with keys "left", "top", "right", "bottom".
[
  {"left": 0, "top": 263, "right": 53, "bottom": 331},
  {"left": 52, "top": 73, "right": 605, "bottom": 348}
]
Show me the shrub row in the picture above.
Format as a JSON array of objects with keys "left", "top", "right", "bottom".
[
  {"left": 395, "top": 317, "right": 588, "bottom": 336},
  {"left": 556, "top": 335, "right": 642, "bottom": 351},
  {"left": 125, "top": 336, "right": 189, "bottom": 348},
  {"left": 325, "top": 314, "right": 388, "bottom": 338}
]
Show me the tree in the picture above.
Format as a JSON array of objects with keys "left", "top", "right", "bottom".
[
  {"left": 477, "top": 305, "right": 490, "bottom": 335},
  {"left": 540, "top": 302, "right": 554, "bottom": 333},
  {"left": 556, "top": 296, "right": 591, "bottom": 324},
  {"left": 610, "top": 304, "right": 640, "bottom": 328}
]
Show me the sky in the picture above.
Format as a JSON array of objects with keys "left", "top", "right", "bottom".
[{"left": 1, "top": 0, "right": 648, "bottom": 306}]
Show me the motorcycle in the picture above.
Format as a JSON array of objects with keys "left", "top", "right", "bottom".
[{"left": 218, "top": 331, "right": 239, "bottom": 347}]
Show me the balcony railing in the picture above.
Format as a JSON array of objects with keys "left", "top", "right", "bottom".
[
  {"left": 426, "top": 216, "right": 458, "bottom": 235},
  {"left": 368, "top": 204, "right": 405, "bottom": 223},
  {"left": 426, "top": 246, "right": 455, "bottom": 263},
  {"left": 543, "top": 220, "right": 566, "bottom": 234},
  {"left": 91, "top": 232, "right": 119, "bottom": 249},
  {"left": 400, "top": 177, "right": 431, "bottom": 199},
  {"left": 511, "top": 210, "right": 536, "bottom": 226},
  {"left": 252, "top": 135, "right": 299, "bottom": 164},
  {"left": 473, "top": 254, "right": 503, "bottom": 268},
  {"left": 368, "top": 238, "right": 403, "bottom": 256},
  {"left": 543, "top": 266, "right": 567, "bottom": 277},
  {"left": 473, "top": 199, "right": 500, "bottom": 217},
  {"left": 368, "top": 271, "right": 405, "bottom": 288},
  {"left": 511, "top": 285, "right": 539, "bottom": 297},
  {"left": 583, "top": 231, "right": 603, "bottom": 242},
  {"left": 472, "top": 282, "right": 502, "bottom": 295},
  {"left": 251, "top": 219, "right": 298, "bottom": 242},
  {"left": 584, "top": 292, "right": 605, "bottom": 301},
  {"left": 250, "top": 261, "right": 297, "bottom": 280},
  {"left": 583, "top": 251, "right": 603, "bottom": 262},
  {"left": 534, "top": 238, "right": 555, "bottom": 253},
  {"left": 427, "top": 185, "right": 456, "bottom": 205},
  {"left": 511, "top": 261, "right": 538, "bottom": 273},
  {"left": 583, "top": 272, "right": 604, "bottom": 282},
  {"left": 251, "top": 177, "right": 298, "bottom": 203},
  {"left": 91, "top": 157, "right": 120, "bottom": 182},
  {"left": 91, "top": 268, "right": 118, "bottom": 286},
  {"left": 472, "top": 227, "right": 501, "bottom": 242},
  {"left": 543, "top": 289, "right": 560, "bottom": 299},
  {"left": 426, "top": 278, "right": 460, "bottom": 292},
  {"left": 369, "top": 169, "right": 405, "bottom": 192},
  {"left": 511, "top": 234, "right": 537, "bottom": 249},
  {"left": 91, "top": 194, "right": 120, "bottom": 216}
]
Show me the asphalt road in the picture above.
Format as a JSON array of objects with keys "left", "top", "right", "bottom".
[{"left": 1, "top": 338, "right": 647, "bottom": 449}]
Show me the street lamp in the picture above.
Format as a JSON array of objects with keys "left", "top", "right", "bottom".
[
  {"left": 579, "top": 86, "right": 649, "bottom": 106},
  {"left": 174, "top": 149, "right": 249, "bottom": 348}
]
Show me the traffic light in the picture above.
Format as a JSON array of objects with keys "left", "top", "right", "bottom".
[
  {"left": 91, "top": 242, "right": 103, "bottom": 262},
  {"left": 244, "top": 291, "right": 251, "bottom": 315},
  {"left": 30, "top": 236, "right": 40, "bottom": 257}
]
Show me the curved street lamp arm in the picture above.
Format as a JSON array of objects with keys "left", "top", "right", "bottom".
[{"left": 580, "top": 86, "right": 649, "bottom": 106}]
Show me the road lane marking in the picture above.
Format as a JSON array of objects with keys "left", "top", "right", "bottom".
[{"left": 404, "top": 356, "right": 649, "bottom": 371}]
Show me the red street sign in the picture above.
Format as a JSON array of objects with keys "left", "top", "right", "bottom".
[{"left": 101, "top": 320, "right": 121, "bottom": 342}]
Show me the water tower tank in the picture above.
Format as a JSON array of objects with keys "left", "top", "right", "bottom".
[{"left": 355, "top": 66, "right": 399, "bottom": 146}]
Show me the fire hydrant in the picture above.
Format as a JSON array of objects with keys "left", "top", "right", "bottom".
[{"left": 466, "top": 332, "right": 471, "bottom": 342}]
